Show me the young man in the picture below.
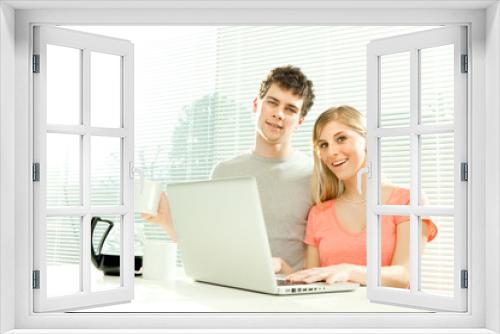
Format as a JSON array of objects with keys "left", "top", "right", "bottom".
[{"left": 143, "top": 65, "right": 315, "bottom": 272}]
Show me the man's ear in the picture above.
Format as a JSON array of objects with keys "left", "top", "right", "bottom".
[
  {"left": 252, "top": 97, "right": 259, "bottom": 113},
  {"left": 296, "top": 116, "right": 305, "bottom": 128}
]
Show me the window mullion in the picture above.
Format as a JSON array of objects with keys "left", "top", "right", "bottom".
[
  {"left": 81, "top": 48, "right": 91, "bottom": 294},
  {"left": 122, "top": 48, "right": 135, "bottom": 291},
  {"left": 366, "top": 50, "right": 380, "bottom": 290},
  {"left": 46, "top": 125, "right": 127, "bottom": 137},
  {"left": 409, "top": 47, "right": 420, "bottom": 294},
  {"left": 373, "top": 124, "right": 454, "bottom": 137}
]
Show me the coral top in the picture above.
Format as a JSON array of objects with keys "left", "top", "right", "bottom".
[{"left": 304, "top": 188, "right": 438, "bottom": 267}]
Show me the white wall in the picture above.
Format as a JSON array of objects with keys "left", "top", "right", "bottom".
[
  {"left": 2, "top": 3, "right": 498, "bottom": 332},
  {"left": 0, "top": 2, "right": 16, "bottom": 334},
  {"left": 485, "top": 2, "right": 500, "bottom": 333}
]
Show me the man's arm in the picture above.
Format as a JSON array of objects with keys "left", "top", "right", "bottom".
[
  {"left": 141, "top": 192, "right": 177, "bottom": 241},
  {"left": 142, "top": 162, "right": 225, "bottom": 240}
]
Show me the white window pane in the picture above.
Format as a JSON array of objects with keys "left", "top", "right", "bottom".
[
  {"left": 380, "top": 136, "right": 411, "bottom": 204},
  {"left": 420, "top": 216, "right": 454, "bottom": 297},
  {"left": 47, "top": 44, "right": 81, "bottom": 125},
  {"left": 380, "top": 52, "right": 410, "bottom": 128},
  {"left": 47, "top": 216, "right": 81, "bottom": 297},
  {"left": 91, "top": 215, "right": 122, "bottom": 291},
  {"left": 91, "top": 137, "right": 121, "bottom": 205},
  {"left": 420, "top": 45, "right": 454, "bottom": 125},
  {"left": 47, "top": 133, "right": 81, "bottom": 207},
  {"left": 421, "top": 133, "right": 454, "bottom": 207},
  {"left": 91, "top": 52, "right": 121, "bottom": 128}
]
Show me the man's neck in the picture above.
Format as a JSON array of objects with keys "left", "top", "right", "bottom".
[{"left": 253, "top": 135, "right": 293, "bottom": 159}]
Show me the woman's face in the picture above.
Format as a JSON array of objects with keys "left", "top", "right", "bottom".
[{"left": 316, "top": 120, "right": 366, "bottom": 181}]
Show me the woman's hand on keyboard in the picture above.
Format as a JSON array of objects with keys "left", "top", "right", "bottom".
[{"left": 285, "top": 264, "right": 352, "bottom": 284}]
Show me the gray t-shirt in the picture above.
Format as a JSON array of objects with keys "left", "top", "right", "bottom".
[{"left": 211, "top": 151, "right": 313, "bottom": 271}]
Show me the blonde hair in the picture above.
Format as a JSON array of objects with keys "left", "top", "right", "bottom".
[{"left": 311, "top": 105, "right": 367, "bottom": 205}]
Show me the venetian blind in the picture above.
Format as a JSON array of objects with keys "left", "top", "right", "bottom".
[{"left": 53, "top": 25, "right": 455, "bottom": 296}]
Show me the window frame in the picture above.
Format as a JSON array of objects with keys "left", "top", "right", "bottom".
[
  {"left": 32, "top": 25, "right": 135, "bottom": 312},
  {"left": 1, "top": 2, "right": 497, "bottom": 333},
  {"left": 365, "top": 26, "right": 468, "bottom": 311}
]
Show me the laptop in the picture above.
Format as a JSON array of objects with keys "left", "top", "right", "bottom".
[{"left": 167, "top": 177, "right": 359, "bottom": 295}]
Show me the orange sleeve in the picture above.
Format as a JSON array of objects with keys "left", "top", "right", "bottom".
[
  {"left": 422, "top": 217, "right": 438, "bottom": 242},
  {"left": 420, "top": 193, "right": 438, "bottom": 242},
  {"left": 392, "top": 188, "right": 411, "bottom": 225},
  {"left": 392, "top": 188, "right": 438, "bottom": 242}
]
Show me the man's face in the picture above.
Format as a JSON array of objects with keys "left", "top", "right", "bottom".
[{"left": 254, "top": 83, "right": 305, "bottom": 145}]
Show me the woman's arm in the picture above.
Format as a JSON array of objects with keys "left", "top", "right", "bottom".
[
  {"left": 377, "top": 220, "right": 429, "bottom": 288},
  {"left": 379, "top": 220, "right": 411, "bottom": 288},
  {"left": 304, "top": 245, "right": 320, "bottom": 269},
  {"left": 339, "top": 185, "right": 409, "bottom": 286},
  {"left": 287, "top": 221, "right": 430, "bottom": 288}
]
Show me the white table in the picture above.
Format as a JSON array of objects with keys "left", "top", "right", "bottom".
[{"left": 81, "top": 269, "right": 428, "bottom": 313}]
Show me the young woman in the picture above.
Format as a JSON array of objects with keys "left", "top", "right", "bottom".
[{"left": 281, "top": 105, "right": 437, "bottom": 288}]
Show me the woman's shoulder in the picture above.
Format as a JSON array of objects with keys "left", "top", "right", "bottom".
[
  {"left": 381, "top": 183, "right": 410, "bottom": 205},
  {"left": 307, "top": 199, "right": 336, "bottom": 228},
  {"left": 310, "top": 199, "right": 335, "bottom": 215}
]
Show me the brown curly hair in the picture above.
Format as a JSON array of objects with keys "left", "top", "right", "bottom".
[{"left": 259, "top": 65, "right": 315, "bottom": 118}]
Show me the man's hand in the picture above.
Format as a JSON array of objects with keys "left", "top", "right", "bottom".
[
  {"left": 272, "top": 257, "right": 293, "bottom": 275},
  {"left": 141, "top": 192, "right": 176, "bottom": 241},
  {"left": 272, "top": 257, "right": 283, "bottom": 274}
]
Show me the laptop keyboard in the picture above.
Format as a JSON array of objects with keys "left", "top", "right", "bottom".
[{"left": 276, "top": 279, "right": 306, "bottom": 286}]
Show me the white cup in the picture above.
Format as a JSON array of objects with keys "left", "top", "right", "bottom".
[
  {"left": 142, "top": 240, "right": 177, "bottom": 282},
  {"left": 134, "top": 179, "right": 162, "bottom": 215}
]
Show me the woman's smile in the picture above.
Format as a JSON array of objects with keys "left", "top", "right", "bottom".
[
  {"left": 317, "top": 120, "right": 367, "bottom": 181},
  {"left": 331, "top": 158, "right": 347, "bottom": 168}
]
